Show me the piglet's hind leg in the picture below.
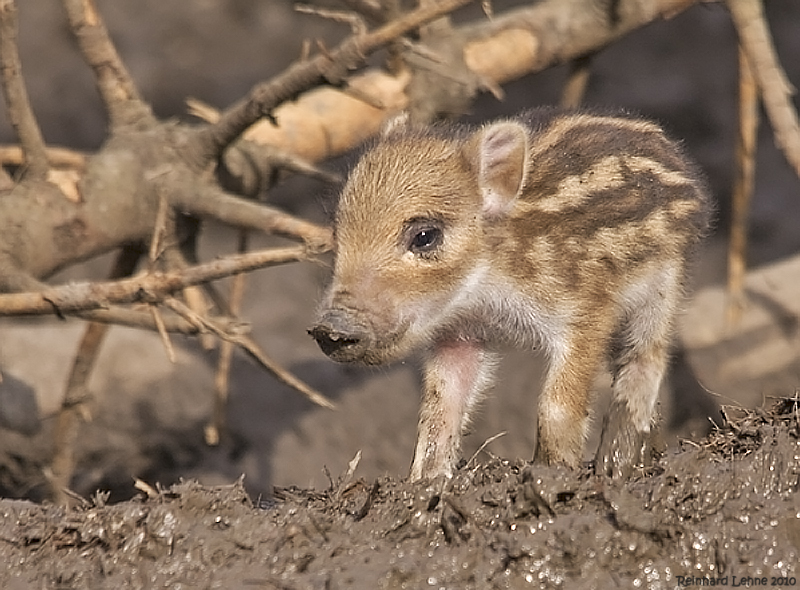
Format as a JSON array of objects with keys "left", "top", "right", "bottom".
[
  {"left": 409, "top": 340, "right": 496, "bottom": 481},
  {"left": 595, "top": 268, "right": 680, "bottom": 477}
]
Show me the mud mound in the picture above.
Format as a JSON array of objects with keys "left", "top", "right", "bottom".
[{"left": 1, "top": 398, "right": 798, "bottom": 589}]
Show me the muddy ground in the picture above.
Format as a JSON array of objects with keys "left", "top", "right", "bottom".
[
  {"left": 1, "top": 0, "right": 800, "bottom": 587},
  {"left": 1, "top": 399, "right": 799, "bottom": 588}
]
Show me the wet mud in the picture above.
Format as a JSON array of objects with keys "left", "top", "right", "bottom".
[{"left": 1, "top": 398, "right": 797, "bottom": 589}]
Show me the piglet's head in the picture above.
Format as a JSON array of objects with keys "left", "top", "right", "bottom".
[{"left": 309, "top": 118, "right": 529, "bottom": 365}]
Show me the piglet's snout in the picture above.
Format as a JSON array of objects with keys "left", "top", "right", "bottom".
[{"left": 308, "top": 309, "right": 372, "bottom": 363}]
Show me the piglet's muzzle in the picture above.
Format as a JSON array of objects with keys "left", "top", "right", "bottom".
[{"left": 308, "top": 309, "right": 373, "bottom": 363}]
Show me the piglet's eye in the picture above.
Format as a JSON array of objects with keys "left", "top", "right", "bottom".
[{"left": 409, "top": 227, "right": 443, "bottom": 254}]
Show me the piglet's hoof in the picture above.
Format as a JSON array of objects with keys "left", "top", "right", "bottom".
[{"left": 595, "top": 399, "right": 664, "bottom": 478}]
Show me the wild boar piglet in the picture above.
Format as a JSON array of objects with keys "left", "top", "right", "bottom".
[{"left": 310, "top": 108, "right": 711, "bottom": 480}]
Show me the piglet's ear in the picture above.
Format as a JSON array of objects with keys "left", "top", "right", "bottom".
[{"left": 473, "top": 121, "right": 529, "bottom": 219}]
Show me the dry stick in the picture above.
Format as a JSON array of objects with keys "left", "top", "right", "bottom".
[
  {"left": 48, "top": 321, "right": 107, "bottom": 505},
  {"left": 206, "top": 230, "right": 250, "bottom": 446},
  {"left": 154, "top": 233, "right": 218, "bottom": 350},
  {"left": 49, "top": 246, "right": 142, "bottom": 505},
  {"left": 0, "top": 0, "right": 49, "bottom": 179},
  {"left": 164, "top": 297, "right": 335, "bottom": 409},
  {"left": 337, "top": 0, "right": 385, "bottom": 26},
  {"left": 465, "top": 431, "right": 507, "bottom": 469},
  {"left": 195, "top": 0, "right": 473, "bottom": 159},
  {"left": 171, "top": 185, "right": 333, "bottom": 251},
  {"left": 727, "top": 0, "right": 800, "bottom": 178},
  {"left": 0, "top": 144, "right": 86, "bottom": 169},
  {"left": 726, "top": 45, "right": 759, "bottom": 328},
  {"left": 61, "top": 0, "right": 153, "bottom": 129},
  {"left": 0, "top": 245, "right": 311, "bottom": 316},
  {"left": 73, "top": 306, "right": 244, "bottom": 334},
  {"left": 560, "top": 54, "right": 593, "bottom": 109},
  {"left": 295, "top": 4, "right": 368, "bottom": 36},
  {"left": 150, "top": 304, "right": 176, "bottom": 363},
  {"left": 0, "top": 164, "right": 12, "bottom": 189},
  {"left": 147, "top": 192, "right": 178, "bottom": 362},
  {"left": 186, "top": 97, "right": 343, "bottom": 185},
  {"left": 149, "top": 192, "right": 171, "bottom": 264}
]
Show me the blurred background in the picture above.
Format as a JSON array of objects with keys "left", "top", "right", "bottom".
[{"left": 0, "top": 0, "right": 798, "bottom": 501}]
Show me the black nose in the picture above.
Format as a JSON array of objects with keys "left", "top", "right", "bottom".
[{"left": 308, "top": 311, "right": 370, "bottom": 362}]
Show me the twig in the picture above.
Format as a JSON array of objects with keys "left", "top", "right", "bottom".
[
  {"left": 206, "top": 230, "right": 250, "bottom": 446},
  {"left": 151, "top": 304, "right": 176, "bottom": 363},
  {"left": 0, "top": 144, "right": 86, "bottom": 169},
  {"left": 726, "top": 44, "right": 759, "bottom": 328},
  {"left": 164, "top": 297, "right": 336, "bottom": 409},
  {"left": 50, "top": 321, "right": 108, "bottom": 505},
  {"left": 295, "top": 4, "right": 367, "bottom": 36},
  {"left": 727, "top": 0, "right": 800, "bottom": 178},
  {"left": 560, "top": 54, "right": 593, "bottom": 109},
  {"left": 187, "top": 97, "right": 343, "bottom": 186},
  {"left": 133, "top": 478, "right": 159, "bottom": 499},
  {"left": 0, "top": 164, "right": 12, "bottom": 189},
  {"left": 0, "top": 0, "right": 49, "bottom": 179},
  {"left": 0, "top": 245, "right": 312, "bottom": 316},
  {"left": 465, "top": 431, "right": 507, "bottom": 469},
  {"left": 49, "top": 246, "right": 142, "bottom": 504},
  {"left": 337, "top": 0, "right": 385, "bottom": 25},
  {"left": 61, "top": 0, "right": 153, "bottom": 129},
  {"left": 170, "top": 185, "right": 333, "bottom": 251},
  {"left": 194, "top": 0, "right": 473, "bottom": 160},
  {"left": 236, "top": 332, "right": 336, "bottom": 409},
  {"left": 149, "top": 192, "right": 171, "bottom": 265},
  {"left": 73, "top": 306, "right": 246, "bottom": 334}
]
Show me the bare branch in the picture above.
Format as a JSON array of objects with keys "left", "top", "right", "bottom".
[
  {"left": 727, "top": 0, "right": 800, "bottom": 178},
  {"left": 461, "top": 0, "right": 698, "bottom": 84},
  {"left": 171, "top": 185, "right": 333, "bottom": 251},
  {"left": 560, "top": 54, "right": 594, "bottom": 109},
  {"left": 151, "top": 304, "right": 177, "bottom": 363},
  {"left": 61, "top": 0, "right": 153, "bottom": 129},
  {"left": 235, "top": 332, "right": 336, "bottom": 409},
  {"left": 0, "top": 0, "right": 48, "bottom": 179},
  {"left": 727, "top": 43, "right": 759, "bottom": 327},
  {"left": 0, "top": 164, "right": 12, "bottom": 189},
  {"left": 193, "top": 0, "right": 473, "bottom": 161},
  {"left": 165, "top": 297, "right": 336, "bottom": 410},
  {"left": 50, "top": 245, "right": 142, "bottom": 504},
  {"left": 73, "top": 306, "right": 245, "bottom": 334},
  {"left": 295, "top": 4, "right": 368, "bottom": 36},
  {"left": 236, "top": 68, "right": 411, "bottom": 164},
  {"left": 337, "top": 0, "right": 385, "bottom": 26},
  {"left": 0, "top": 246, "right": 313, "bottom": 316},
  {"left": 50, "top": 320, "right": 108, "bottom": 504},
  {"left": 237, "top": 0, "right": 701, "bottom": 164},
  {"left": 187, "top": 97, "right": 341, "bottom": 193},
  {"left": 207, "top": 230, "right": 249, "bottom": 445},
  {"left": 0, "top": 144, "right": 86, "bottom": 169}
]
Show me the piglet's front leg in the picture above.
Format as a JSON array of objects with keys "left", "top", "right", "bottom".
[{"left": 409, "top": 340, "right": 496, "bottom": 481}]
